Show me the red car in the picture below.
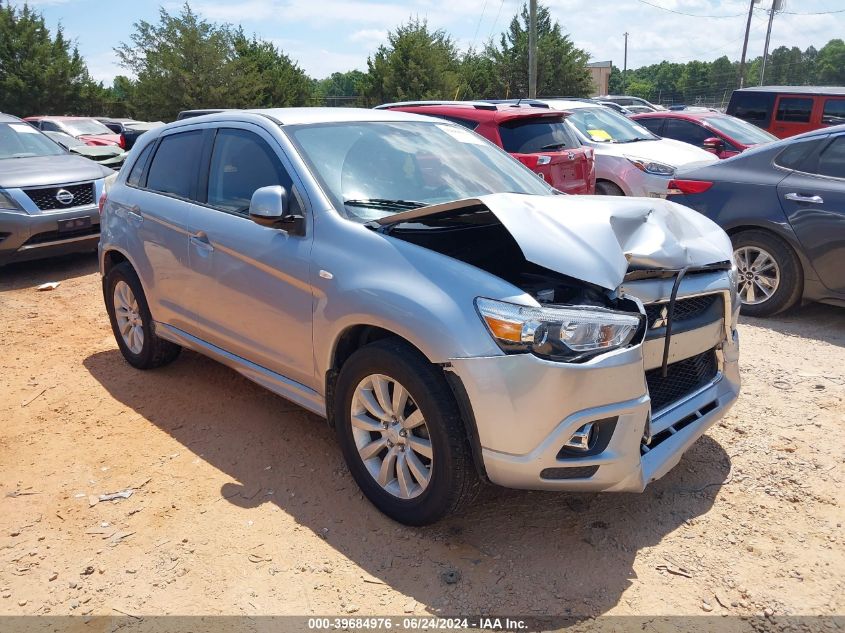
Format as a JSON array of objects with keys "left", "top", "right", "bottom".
[
  {"left": 631, "top": 111, "right": 777, "bottom": 159},
  {"left": 24, "top": 116, "right": 121, "bottom": 146},
  {"left": 376, "top": 101, "right": 596, "bottom": 195}
]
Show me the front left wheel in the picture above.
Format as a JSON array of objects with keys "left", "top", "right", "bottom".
[{"left": 334, "top": 338, "right": 479, "bottom": 525}]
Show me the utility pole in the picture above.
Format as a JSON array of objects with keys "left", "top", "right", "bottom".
[
  {"left": 528, "top": 0, "right": 537, "bottom": 98},
  {"left": 622, "top": 32, "right": 629, "bottom": 94},
  {"left": 738, "top": 0, "right": 759, "bottom": 88},
  {"left": 760, "top": 0, "right": 781, "bottom": 86}
]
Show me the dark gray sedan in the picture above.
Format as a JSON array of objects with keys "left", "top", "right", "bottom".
[
  {"left": 667, "top": 124, "right": 845, "bottom": 316},
  {"left": 0, "top": 113, "right": 113, "bottom": 266}
]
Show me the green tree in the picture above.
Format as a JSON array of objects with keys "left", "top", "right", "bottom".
[
  {"left": 313, "top": 70, "right": 366, "bottom": 105},
  {"left": 0, "top": 2, "right": 100, "bottom": 116},
  {"left": 362, "top": 19, "right": 461, "bottom": 105},
  {"left": 815, "top": 39, "right": 845, "bottom": 84},
  {"left": 481, "top": 3, "right": 592, "bottom": 98},
  {"left": 232, "top": 31, "right": 312, "bottom": 107},
  {"left": 116, "top": 2, "right": 311, "bottom": 120}
]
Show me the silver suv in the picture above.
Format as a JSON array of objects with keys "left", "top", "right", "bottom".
[
  {"left": 99, "top": 108, "right": 741, "bottom": 525},
  {"left": 0, "top": 113, "right": 112, "bottom": 266}
]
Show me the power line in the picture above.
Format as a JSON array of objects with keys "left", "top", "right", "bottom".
[
  {"left": 780, "top": 8, "right": 845, "bottom": 15},
  {"left": 635, "top": 0, "right": 745, "bottom": 19}
]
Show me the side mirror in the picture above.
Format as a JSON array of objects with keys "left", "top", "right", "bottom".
[
  {"left": 248, "top": 185, "right": 304, "bottom": 235},
  {"left": 702, "top": 137, "right": 725, "bottom": 154}
]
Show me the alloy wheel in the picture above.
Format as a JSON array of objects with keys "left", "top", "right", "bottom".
[
  {"left": 113, "top": 280, "right": 144, "bottom": 354},
  {"left": 734, "top": 245, "right": 780, "bottom": 306},
  {"left": 350, "top": 374, "right": 432, "bottom": 499}
]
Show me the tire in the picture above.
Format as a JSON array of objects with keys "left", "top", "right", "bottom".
[
  {"left": 334, "top": 338, "right": 480, "bottom": 525},
  {"left": 595, "top": 180, "right": 624, "bottom": 196},
  {"left": 731, "top": 229, "right": 803, "bottom": 318},
  {"left": 104, "top": 262, "right": 181, "bottom": 369}
]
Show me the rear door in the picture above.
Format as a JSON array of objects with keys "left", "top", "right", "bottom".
[
  {"left": 771, "top": 95, "right": 817, "bottom": 138},
  {"left": 185, "top": 124, "right": 316, "bottom": 389},
  {"left": 496, "top": 117, "right": 590, "bottom": 194},
  {"left": 778, "top": 133, "right": 845, "bottom": 295},
  {"left": 123, "top": 129, "right": 205, "bottom": 331}
]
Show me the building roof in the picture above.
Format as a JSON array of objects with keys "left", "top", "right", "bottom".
[{"left": 587, "top": 61, "right": 612, "bottom": 68}]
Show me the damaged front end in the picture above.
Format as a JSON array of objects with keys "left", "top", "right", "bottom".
[
  {"left": 369, "top": 193, "right": 740, "bottom": 492},
  {"left": 369, "top": 192, "right": 733, "bottom": 364}
]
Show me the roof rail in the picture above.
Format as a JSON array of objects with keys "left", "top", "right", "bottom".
[{"left": 375, "top": 100, "right": 498, "bottom": 111}]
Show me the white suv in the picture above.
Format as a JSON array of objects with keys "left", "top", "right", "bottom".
[{"left": 536, "top": 99, "right": 717, "bottom": 197}]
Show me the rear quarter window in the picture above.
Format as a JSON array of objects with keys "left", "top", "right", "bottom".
[
  {"left": 727, "top": 91, "right": 774, "bottom": 128},
  {"left": 126, "top": 143, "right": 155, "bottom": 188},
  {"left": 773, "top": 138, "right": 824, "bottom": 170}
]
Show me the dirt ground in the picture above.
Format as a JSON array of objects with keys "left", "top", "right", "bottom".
[{"left": 1, "top": 253, "right": 843, "bottom": 619}]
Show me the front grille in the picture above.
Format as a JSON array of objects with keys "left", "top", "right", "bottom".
[
  {"left": 23, "top": 225, "right": 99, "bottom": 246},
  {"left": 645, "top": 349, "right": 718, "bottom": 413},
  {"left": 22, "top": 182, "right": 95, "bottom": 211},
  {"left": 644, "top": 294, "right": 721, "bottom": 327}
]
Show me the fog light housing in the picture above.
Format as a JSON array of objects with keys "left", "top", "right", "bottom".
[{"left": 563, "top": 422, "right": 595, "bottom": 451}]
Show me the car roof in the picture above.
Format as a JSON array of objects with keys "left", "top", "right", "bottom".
[
  {"left": 632, "top": 111, "right": 722, "bottom": 120},
  {"left": 791, "top": 122, "right": 845, "bottom": 140},
  {"left": 732, "top": 86, "right": 845, "bottom": 95},
  {"left": 175, "top": 107, "right": 477, "bottom": 126},
  {"left": 24, "top": 115, "right": 99, "bottom": 121},
  {"left": 0, "top": 112, "right": 22, "bottom": 123},
  {"left": 377, "top": 101, "right": 570, "bottom": 123},
  {"left": 532, "top": 99, "right": 599, "bottom": 110}
]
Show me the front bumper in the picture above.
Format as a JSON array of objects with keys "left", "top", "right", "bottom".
[
  {"left": 596, "top": 156, "right": 672, "bottom": 197},
  {"left": 0, "top": 206, "right": 100, "bottom": 267},
  {"left": 448, "top": 279, "right": 740, "bottom": 492}
]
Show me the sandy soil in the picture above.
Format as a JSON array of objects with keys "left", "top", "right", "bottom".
[{"left": 1, "top": 253, "right": 843, "bottom": 619}]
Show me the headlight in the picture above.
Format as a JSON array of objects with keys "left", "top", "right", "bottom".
[
  {"left": 475, "top": 297, "right": 643, "bottom": 362},
  {"left": 625, "top": 156, "right": 675, "bottom": 177},
  {"left": 0, "top": 189, "right": 22, "bottom": 211}
]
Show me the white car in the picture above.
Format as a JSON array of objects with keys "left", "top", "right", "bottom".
[{"left": 535, "top": 99, "right": 717, "bottom": 197}]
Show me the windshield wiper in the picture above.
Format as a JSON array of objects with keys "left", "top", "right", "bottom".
[
  {"left": 540, "top": 142, "right": 570, "bottom": 151},
  {"left": 617, "top": 137, "right": 656, "bottom": 143},
  {"left": 344, "top": 198, "right": 426, "bottom": 210}
]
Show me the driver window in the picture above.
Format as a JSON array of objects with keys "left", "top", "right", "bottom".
[{"left": 207, "top": 128, "right": 301, "bottom": 216}]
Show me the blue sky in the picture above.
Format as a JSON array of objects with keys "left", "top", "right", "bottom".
[{"left": 17, "top": 0, "right": 845, "bottom": 83}]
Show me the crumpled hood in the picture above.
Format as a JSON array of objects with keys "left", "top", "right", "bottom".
[{"left": 376, "top": 193, "right": 733, "bottom": 290}]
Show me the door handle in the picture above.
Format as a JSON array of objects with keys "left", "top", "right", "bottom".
[
  {"left": 785, "top": 193, "right": 824, "bottom": 204},
  {"left": 126, "top": 205, "right": 143, "bottom": 224},
  {"left": 190, "top": 232, "right": 214, "bottom": 253}
]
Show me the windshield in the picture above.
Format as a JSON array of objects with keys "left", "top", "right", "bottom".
[
  {"left": 0, "top": 123, "right": 66, "bottom": 159},
  {"left": 566, "top": 107, "right": 658, "bottom": 143},
  {"left": 63, "top": 119, "right": 113, "bottom": 136},
  {"left": 498, "top": 117, "right": 580, "bottom": 153},
  {"left": 706, "top": 115, "right": 777, "bottom": 146},
  {"left": 285, "top": 121, "right": 554, "bottom": 222}
]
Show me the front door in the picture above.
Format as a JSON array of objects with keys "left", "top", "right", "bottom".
[
  {"left": 778, "top": 133, "right": 845, "bottom": 295},
  {"left": 185, "top": 125, "right": 316, "bottom": 389}
]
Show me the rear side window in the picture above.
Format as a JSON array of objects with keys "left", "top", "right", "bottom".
[
  {"left": 663, "top": 119, "right": 711, "bottom": 147},
  {"left": 146, "top": 130, "right": 204, "bottom": 200},
  {"left": 774, "top": 138, "right": 823, "bottom": 170},
  {"left": 822, "top": 99, "right": 845, "bottom": 126},
  {"left": 126, "top": 143, "right": 154, "bottom": 187},
  {"left": 815, "top": 137, "right": 845, "bottom": 179},
  {"left": 776, "top": 97, "right": 813, "bottom": 123},
  {"left": 207, "top": 128, "right": 297, "bottom": 215},
  {"left": 498, "top": 118, "right": 579, "bottom": 153},
  {"left": 637, "top": 118, "right": 664, "bottom": 135},
  {"left": 728, "top": 91, "right": 774, "bottom": 127}
]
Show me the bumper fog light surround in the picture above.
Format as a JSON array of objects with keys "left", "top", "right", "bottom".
[{"left": 564, "top": 422, "right": 596, "bottom": 451}]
